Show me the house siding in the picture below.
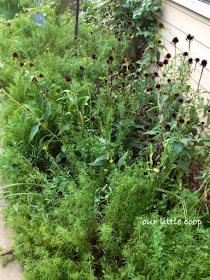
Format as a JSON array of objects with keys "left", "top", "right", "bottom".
[{"left": 155, "top": 0, "right": 210, "bottom": 93}]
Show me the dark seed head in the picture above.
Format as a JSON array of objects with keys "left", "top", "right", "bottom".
[
  {"left": 178, "top": 118, "right": 185, "bottom": 123},
  {"left": 201, "top": 59, "right": 207, "bottom": 68},
  {"left": 144, "top": 73, "right": 149, "bottom": 77},
  {"left": 163, "top": 59, "right": 168, "bottom": 65},
  {"left": 12, "top": 52, "right": 19, "bottom": 59},
  {"left": 32, "top": 77, "right": 38, "bottom": 83},
  {"left": 175, "top": 92, "right": 179, "bottom": 97},
  {"left": 136, "top": 71, "right": 141, "bottom": 76},
  {"left": 91, "top": 54, "right": 97, "bottom": 60},
  {"left": 0, "top": 84, "right": 3, "bottom": 89},
  {"left": 178, "top": 98, "right": 184, "bottom": 103},
  {"left": 65, "top": 46, "right": 68, "bottom": 50},
  {"left": 201, "top": 122, "right": 205, "bottom": 125},
  {"left": 19, "top": 61, "right": 24, "bottom": 67},
  {"left": 39, "top": 73, "right": 44, "bottom": 78},
  {"left": 158, "top": 23, "right": 164, "bottom": 28},
  {"left": 80, "top": 65, "right": 85, "bottom": 71},
  {"left": 29, "top": 62, "right": 34, "bottom": 67},
  {"left": 91, "top": 32, "right": 93, "bottom": 34},
  {"left": 195, "top": 58, "right": 200, "bottom": 63},
  {"left": 104, "top": 80, "right": 108, "bottom": 83},
  {"left": 109, "top": 55, "right": 114, "bottom": 61},
  {"left": 64, "top": 75, "right": 72, "bottom": 82},
  {"left": 156, "top": 84, "right": 161, "bottom": 89},
  {"left": 165, "top": 124, "right": 171, "bottom": 131},
  {"left": 171, "top": 112, "right": 177, "bottom": 118},
  {"left": 158, "top": 62, "right": 163, "bottom": 67},
  {"left": 167, "top": 79, "right": 171, "bottom": 83},
  {"left": 158, "top": 40, "right": 161, "bottom": 44},
  {"left": 186, "top": 34, "right": 194, "bottom": 41},
  {"left": 188, "top": 58, "right": 193, "bottom": 64},
  {"left": 165, "top": 53, "right": 171, "bottom": 59},
  {"left": 127, "top": 21, "right": 132, "bottom": 26},
  {"left": 153, "top": 72, "right": 159, "bottom": 77},
  {"left": 163, "top": 92, "right": 167, "bottom": 95},
  {"left": 90, "top": 116, "right": 96, "bottom": 122},
  {"left": 74, "top": 36, "right": 77, "bottom": 40},
  {"left": 118, "top": 38, "right": 121, "bottom": 42},
  {"left": 183, "top": 52, "right": 188, "bottom": 57},
  {"left": 6, "top": 22, "right": 11, "bottom": 27},
  {"left": 172, "top": 37, "right": 179, "bottom": 44}
]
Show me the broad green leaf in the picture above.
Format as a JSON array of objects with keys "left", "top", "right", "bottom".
[
  {"left": 204, "top": 141, "right": 210, "bottom": 147},
  {"left": 89, "top": 154, "right": 107, "bottom": 166},
  {"left": 190, "top": 127, "right": 197, "bottom": 136},
  {"left": 118, "top": 152, "right": 128, "bottom": 168},
  {"left": 179, "top": 138, "right": 193, "bottom": 147},
  {"left": 156, "top": 50, "right": 160, "bottom": 62},
  {"left": 58, "top": 125, "right": 71, "bottom": 136},
  {"left": 160, "top": 95, "right": 168, "bottom": 104},
  {"left": 30, "top": 124, "right": 39, "bottom": 142},
  {"left": 0, "top": 247, "right": 3, "bottom": 253},
  {"left": 177, "top": 160, "right": 188, "bottom": 174},
  {"left": 23, "top": 104, "right": 35, "bottom": 115},
  {"left": 3, "top": 104, "right": 15, "bottom": 111},
  {"left": 38, "top": 96, "right": 44, "bottom": 110},
  {"left": 22, "top": 111, "right": 27, "bottom": 126},
  {"left": 143, "top": 130, "right": 159, "bottom": 135},
  {"left": 72, "top": 79, "right": 76, "bottom": 90},
  {"left": 56, "top": 152, "right": 69, "bottom": 163},
  {"left": 44, "top": 102, "right": 52, "bottom": 120},
  {"left": 174, "top": 144, "right": 183, "bottom": 159},
  {"left": 183, "top": 147, "right": 193, "bottom": 158},
  {"left": 40, "top": 84, "right": 46, "bottom": 95}
]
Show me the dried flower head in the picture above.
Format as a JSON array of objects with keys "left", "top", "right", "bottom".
[
  {"left": 19, "top": 61, "right": 24, "bottom": 67},
  {"left": 186, "top": 34, "right": 194, "bottom": 41},
  {"left": 104, "top": 80, "right": 108, "bottom": 84},
  {"left": 163, "top": 59, "right": 168, "bottom": 65},
  {"left": 167, "top": 79, "right": 171, "bottom": 83},
  {"left": 64, "top": 75, "right": 72, "bottom": 82},
  {"left": 109, "top": 55, "right": 114, "bottom": 62},
  {"left": 195, "top": 58, "right": 200, "bottom": 63},
  {"left": 29, "top": 62, "right": 34, "bottom": 67},
  {"left": 158, "top": 23, "right": 165, "bottom": 28},
  {"left": 158, "top": 40, "right": 162, "bottom": 44},
  {"left": 127, "top": 21, "right": 132, "bottom": 26},
  {"left": 171, "top": 37, "right": 179, "bottom": 45},
  {"left": 188, "top": 58, "right": 193, "bottom": 64},
  {"left": 165, "top": 53, "right": 171, "bottom": 59},
  {"left": 91, "top": 54, "right": 97, "bottom": 60},
  {"left": 136, "top": 71, "right": 141, "bottom": 76},
  {"left": 144, "top": 73, "right": 149, "bottom": 77},
  {"left": 91, "top": 32, "right": 93, "bottom": 34},
  {"left": 80, "top": 65, "right": 85, "bottom": 71},
  {"left": 41, "top": 120, "right": 46, "bottom": 123},
  {"left": 12, "top": 52, "right": 19, "bottom": 59},
  {"left": 178, "top": 118, "right": 185, "bottom": 123},
  {"left": 106, "top": 59, "right": 110, "bottom": 64},
  {"left": 0, "top": 84, "right": 3, "bottom": 89},
  {"left": 153, "top": 72, "right": 159, "bottom": 77},
  {"left": 183, "top": 52, "right": 188, "bottom": 57},
  {"left": 39, "top": 73, "right": 44, "bottom": 78},
  {"left": 74, "top": 36, "right": 77, "bottom": 40},
  {"left": 118, "top": 38, "right": 121, "bottom": 42},
  {"left": 65, "top": 46, "right": 68, "bottom": 50},
  {"left": 163, "top": 92, "right": 167, "bottom": 95},
  {"left": 164, "top": 124, "right": 171, "bottom": 131},
  {"left": 175, "top": 92, "right": 179, "bottom": 97},
  {"left": 90, "top": 116, "right": 96, "bottom": 122},
  {"left": 123, "top": 65, "right": 127, "bottom": 71},
  {"left": 132, "top": 66, "right": 136, "bottom": 71},
  {"left": 158, "top": 62, "right": 163, "bottom": 67},
  {"left": 32, "top": 77, "right": 38, "bottom": 83},
  {"left": 178, "top": 98, "right": 184, "bottom": 103},
  {"left": 171, "top": 112, "right": 177, "bottom": 118},
  {"left": 6, "top": 22, "right": 11, "bottom": 27},
  {"left": 201, "top": 60, "right": 207, "bottom": 67},
  {"left": 156, "top": 84, "right": 161, "bottom": 89}
]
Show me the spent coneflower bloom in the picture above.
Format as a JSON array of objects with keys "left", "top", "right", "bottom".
[
  {"left": 144, "top": 73, "right": 149, "bottom": 77},
  {"left": 164, "top": 124, "right": 171, "bottom": 131},
  {"left": 118, "top": 38, "right": 121, "bottom": 42},
  {"left": 153, "top": 72, "right": 159, "bottom": 77},
  {"left": 156, "top": 84, "right": 161, "bottom": 89},
  {"left": 163, "top": 92, "right": 167, "bottom": 95},
  {"left": 106, "top": 59, "right": 110, "bottom": 64},
  {"left": 109, "top": 56, "right": 115, "bottom": 61},
  {"left": 178, "top": 118, "right": 185, "bottom": 123},
  {"left": 158, "top": 40, "right": 162, "bottom": 44},
  {"left": 158, "top": 23, "right": 165, "bottom": 28},
  {"left": 188, "top": 58, "right": 193, "bottom": 64},
  {"left": 32, "top": 77, "right": 38, "bottom": 83},
  {"left": 178, "top": 98, "right": 184, "bottom": 103},
  {"left": 195, "top": 58, "right": 200, "bottom": 63},
  {"left": 165, "top": 53, "right": 171, "bottom": 59},
  {"left": 64, "top": 75, "right": 72, "bottom": 82},
  {"left": 128, "top": 21, "right": 132, "bottom": 26},
  {"left": 171, "top": 112, "right": 177, "bottom": 118},
  {"left": 0, "top": 84, "right": 3, "bottom": 89},
  {"left": 91, "top": 54, "right": 97, "bottom": 60},
  {"left": 136, "top": 71, "right": 141, "bottom": 76},
  {"left": 90, "top": 116, "right": 96, "bottom": 122},
  {"left": 29, "top": 62, "right": 34, "bottom": 67},
  {"left": 183, "top": 52, "right": 188, "bottom": 57},
  {"left": 163, "top": 59, "right": 168, "bottom": 65},
  {"left": 39, "top": 73, "right": 44, "bottom": 78},
  {"left": 6, "top": 22, "right": 11, "bottom": 27},
  {"left": 80, "top": 65, "right": 85, "bottom": 71},
  {"left": 167, "top": 79, "right": 172, "bottom": 83},
  {"left": 171, "top": 37, "right": 179, "bottom": 45},
  {"left": 12, "top": 52, "right": 19, "bottom": 59},
  {"left": 65, "top": 46, "right": 68, "bottom": 50},
  {"left": 19, "top": 61, "right": 24, "bottom": 67},
  {"left": 175, "top": 92, "right": 179, "bottom": 96},
  {"left": 186, "top": 34, "right": 194, "bottom": 41},
  {"left": 198, "top": 59, "right": 208, "bottom": 90},
  {"left": 158, "top": 62, "right": 163, "bottom": 67}
]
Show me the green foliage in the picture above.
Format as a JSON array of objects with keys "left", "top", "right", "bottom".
[{"left": 0, "top": 1, "right": 210, "bottom": 279}]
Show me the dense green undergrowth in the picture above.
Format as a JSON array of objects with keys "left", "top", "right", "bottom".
[{"left": 0, "top": 1, "right": 210, "bottom": 279}]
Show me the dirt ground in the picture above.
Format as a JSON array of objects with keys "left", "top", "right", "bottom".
[{"left": 0, "top": 146, "right": 23, "bottom": 280}]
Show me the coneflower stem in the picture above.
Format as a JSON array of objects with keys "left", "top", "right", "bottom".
[
  {"left": 83, "top": 74, "right": 92, "bottom": 116},
  {"left": 197, "top": 67, "right": 204, "bottom": 90}
]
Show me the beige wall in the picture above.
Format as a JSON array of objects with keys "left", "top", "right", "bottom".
[{"left": 156, "top": 0, "right": 210, "bottom": 96}]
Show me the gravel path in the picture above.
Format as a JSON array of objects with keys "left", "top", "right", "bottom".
[{"left": 0, "top": 146, "right": 23, "bottom": 280}]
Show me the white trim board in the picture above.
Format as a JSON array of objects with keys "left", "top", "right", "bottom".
[{"left": 171, "top": 0, "right": 210, "bottom": 19}]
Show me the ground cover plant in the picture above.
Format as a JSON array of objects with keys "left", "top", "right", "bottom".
[{"left": 0, "top": 1, "right": 210, "bottom": 279}]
